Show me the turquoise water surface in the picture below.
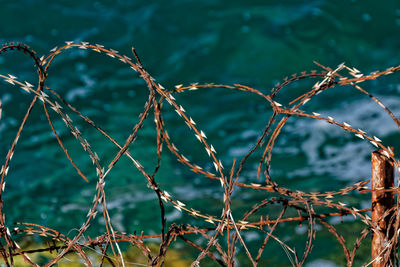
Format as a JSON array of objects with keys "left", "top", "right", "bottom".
[{"left": 1, "top": 1, "right": 400, "bottom": 266}]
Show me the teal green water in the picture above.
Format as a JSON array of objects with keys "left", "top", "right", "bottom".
[{"left": 1, "top": 1, "right": 400, "bottom": 266}]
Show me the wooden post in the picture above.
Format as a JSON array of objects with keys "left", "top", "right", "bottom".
[{"left": 371, "top": 150, "right": 394, "bottom": 267}]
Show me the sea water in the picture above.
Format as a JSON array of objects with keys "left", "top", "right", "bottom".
[{"left": 0, "top": 0, "right": 400, "bottom": 266}]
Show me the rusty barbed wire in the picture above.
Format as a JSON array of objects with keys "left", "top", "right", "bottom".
[{"left": 0, "top": 42, "right": 398, "bottom": 266}]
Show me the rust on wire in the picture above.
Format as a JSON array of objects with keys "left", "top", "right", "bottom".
[{"left": 0, "top": 42, "right": 398, "bottom": 266}]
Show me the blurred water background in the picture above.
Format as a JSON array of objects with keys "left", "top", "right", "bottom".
[{"left": 1, "top": 0, "right": 400, "bottom": 266}]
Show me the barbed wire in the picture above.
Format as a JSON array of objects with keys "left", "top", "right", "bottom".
[{"left": 0, "top": 41, "right": 398, "bottom": 266}]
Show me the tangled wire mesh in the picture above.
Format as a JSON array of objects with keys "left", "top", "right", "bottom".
[{"left": 0, "top": 42, "right": 399, "bottom": 266}]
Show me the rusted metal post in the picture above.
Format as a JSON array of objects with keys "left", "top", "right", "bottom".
[{"left": 371, "top": 150, "right": 394, "bottom": 267}]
